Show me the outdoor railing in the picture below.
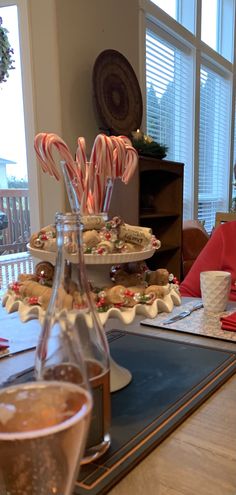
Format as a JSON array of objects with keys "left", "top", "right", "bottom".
[{"left": 0, "top": 189, "right": 30, "bottom": 255}]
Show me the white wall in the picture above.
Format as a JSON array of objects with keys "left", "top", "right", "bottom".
[
  {"left": 28, "top": 0, "right": 140, "bottom": 226},
  {"left": 28, "top": 0, "right": 65, "bottom": 226}
]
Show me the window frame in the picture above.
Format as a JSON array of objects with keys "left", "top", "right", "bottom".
[{"left": 139, "top": 0, "right": 236, "bottom": 229}]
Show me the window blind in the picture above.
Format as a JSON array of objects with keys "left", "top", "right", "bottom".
[
  {"left": 231, "top": 104, "right": 236, "bottom": 211},
  {"left": 146, "top": 26, "right": 193, "bottom": 219},
  {"left": 198, "top": 64, "right": 231, "bottom": 232}
]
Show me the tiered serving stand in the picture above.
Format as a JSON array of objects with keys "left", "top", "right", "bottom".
[{"left": 3, "top": 244, "right": 181, "bottom": 392}]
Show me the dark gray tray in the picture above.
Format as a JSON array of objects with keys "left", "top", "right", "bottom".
[
  {"left": 76, "top": 329, "right": 236, "bottom": 495},
  {"left": 4, "top": 329, "right": 236, "bottom": 495}
]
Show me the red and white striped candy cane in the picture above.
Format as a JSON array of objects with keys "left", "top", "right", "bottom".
[
  {"left": 34, "top": 133, "right": 60, "bottom": 179},
  {"left": 34, "top": 132, "right": 84, "bottom": 204},
  {"left": 76, "top": 136, "right": 87, "bottom": 188},
  {"left": 122, "top": 146, "right": 139, "bottom": 184},
  {"left": 119, "top": 135, "right": 132, "bottom": 146},
  {"left": 110, "top": 136, "right": 124, "bottom": 178},
  {"left": 47, "top": 133, "right": 85, "bottom": 203},
  {"left": 90, "top": 134, "right": 113, "bottom": 212},
  {"left": 46, "top": 133, "right": 76, "bottom": 177}
]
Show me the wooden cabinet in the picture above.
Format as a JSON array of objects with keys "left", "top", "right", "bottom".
[
  {"left": 139, "top": 156, "right": 184, "bottom": 280},
  {"left": 109, "top": 156, "right": 184, "bottom": 280}
]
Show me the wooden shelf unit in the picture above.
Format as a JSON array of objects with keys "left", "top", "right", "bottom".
[
  {"left": 139, "top": 156, "right": 184, "bottom": 279},
  {"left": 109, "top": 156, "right": 184, "bottom": 279}
]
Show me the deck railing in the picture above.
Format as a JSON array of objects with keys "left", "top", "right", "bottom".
[
  {"left": 0, "top": 252, "right": 34, "bottom": 294},
  {"left": 0, "top": 189, "right": 30, "bottom": 255}
]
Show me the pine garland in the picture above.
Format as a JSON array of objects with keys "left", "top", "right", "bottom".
[
  {"left": 0, "top": 17, "right": 14, "bottom": 84},
  {"left": 131, "top": 130, "right": 168, "bottom": 159}
]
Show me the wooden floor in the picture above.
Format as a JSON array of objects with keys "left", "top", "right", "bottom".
[{"left": 0, "top": 252, "right": 34, "bottom": 294}]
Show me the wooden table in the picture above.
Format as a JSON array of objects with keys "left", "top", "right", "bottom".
[{"left": 1, "top": 305, "right": 236, "bottom": 495}]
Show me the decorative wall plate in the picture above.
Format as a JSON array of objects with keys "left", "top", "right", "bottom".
[{"left": 93, "top": 49, "right": 143, "bottom": 135}]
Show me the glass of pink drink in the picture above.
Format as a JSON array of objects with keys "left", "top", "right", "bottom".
[{"left": 0, "top": 380, "right": 92, "bottom": 495}]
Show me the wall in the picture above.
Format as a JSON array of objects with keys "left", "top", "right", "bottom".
[
  {"left": 28, "top": 0, "right": 140, "bottom": 226},
  {"left": 28, "top": 0, "right": 65, "bottom": 226}
]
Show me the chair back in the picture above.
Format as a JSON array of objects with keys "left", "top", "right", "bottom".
[
  {"left": 182, "top": 220, "right": 209, "bottom": 279},
  {"left": 215, "top": 212, "right": 236, "bottom": 228}
]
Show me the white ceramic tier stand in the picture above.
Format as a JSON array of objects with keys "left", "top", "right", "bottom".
[{"left": 28, "top": 246, "right": 160, "bottom": 392}]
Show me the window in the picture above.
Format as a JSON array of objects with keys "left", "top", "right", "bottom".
[
  {"left": 0, "top": 1, "right": 39, "bottom": 257},
  {"left": 0, "top": 5, "right": 28, "bottom": 188},
  {"left": 142, "top": 0, "right": 235, "bottom": 232},
  {"left": 201, "top": 0, "right": 234, "bottom": 61},
  {"left": 198, "top": 63, "right": 231, "bottom": 231},
  {"left": 150, "top": 0, "right": 177, "bottom": 19},
  {"left": 146, "top": 24, "right": 193, "bottom": 219},
  {"left": 150, "top": 0, "right": 196, "bottom": 33},
  {"left": 201, "top": 0, "right": 218, "bottom": 51}
]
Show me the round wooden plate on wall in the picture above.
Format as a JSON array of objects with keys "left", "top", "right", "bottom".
[{"left": 92, "top": 49, "right": 143, "bottom": 135}]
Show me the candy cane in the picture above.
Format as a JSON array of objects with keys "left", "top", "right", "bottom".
[
  {"left": 80, "top": 161, "right": 92, "bottom": 215},
  {"left": 76, "top": 137, "right": 87, "bottom": 187},
  {"left": 34, "top": 131, "right": 139, "bottom": 215},
  {"left": 34, "top": 133, "right": 60, "bottom": 178},
  {"left": 90, "top": 134, "right": 112, "bottom": 212},
  {"left": 47, "top": 133, "right": 85, "bottom": 203},
  {"left": 46, "top": 133, "right": 76, "bottom": 177},
  {"left": 122, "top": 146, "right": 138, "bottom": 184},
  {"left": 110, "top": 136, "right": 124, "bottom": 178},
  {"left": 34, "top": 133, "right": 73, "bottom": 180},
  {"left": 34, "top": 133, "right": 84, "bottom": 205},
  {"left": 91, "top": 134, "right": 111, "bottom": 174},
  {"left": 119, "top": 135, "right": 132, "bottom": 146}
]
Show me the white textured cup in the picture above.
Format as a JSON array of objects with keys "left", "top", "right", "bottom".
[{"left": 200, "top": 271, "right": 231, "bottom": 314}]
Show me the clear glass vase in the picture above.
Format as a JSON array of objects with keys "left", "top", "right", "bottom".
[{"left": 35, "top": 212, "right": 111, "bottom": 464}]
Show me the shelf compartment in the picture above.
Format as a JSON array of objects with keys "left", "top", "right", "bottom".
[{"left": 140, "top": 211, "right": 180, "bottom": 219}]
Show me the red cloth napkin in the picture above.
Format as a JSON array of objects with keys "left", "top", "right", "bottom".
[{"left": 220, "top": 312, "right": 236, "bottom": 331}]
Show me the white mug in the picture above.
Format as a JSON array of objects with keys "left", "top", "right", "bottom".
[{"left": 200, "top": 271, "right": 231, "bottom": 313}]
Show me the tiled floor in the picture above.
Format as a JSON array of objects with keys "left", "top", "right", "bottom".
[{"left": 0, "top": 252, "right": 34, "bottom": 295}]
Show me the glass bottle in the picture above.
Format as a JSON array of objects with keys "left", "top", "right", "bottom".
[{"left": 35, "top": 212, "right": 111, "bottom": 464}]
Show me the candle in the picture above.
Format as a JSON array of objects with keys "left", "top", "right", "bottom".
[{"left": 132, "top": 129, "right": 143, "bottom": 141}]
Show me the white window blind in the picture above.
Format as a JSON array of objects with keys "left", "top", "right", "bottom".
[
  {"left": 146, "top": 26, "right": 193, "bottom": 219},
  {"left": 232, "top": 105, "right": 236, "bottom": 211},
  {"left": 198, "top": 64, "right": 231, "bottom": 232}
]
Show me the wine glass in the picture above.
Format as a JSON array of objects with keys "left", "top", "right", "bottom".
[{"left": 0, "top": 358, "right": 92, "bottom": 495}]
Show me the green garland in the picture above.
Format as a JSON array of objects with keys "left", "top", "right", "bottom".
[
  {"left": 0, "top": 17, "right": 14, "bottom": 84},
  {"left": 131, "top": 130, "right": 168, "bottom": 159}
]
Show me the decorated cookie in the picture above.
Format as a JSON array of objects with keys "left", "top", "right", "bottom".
[
  {"left": 35, "top": 261, "right": 54, "bottom": 282},
  {"left": 146, "top": 268, "right": 170, "bottom": 286}
]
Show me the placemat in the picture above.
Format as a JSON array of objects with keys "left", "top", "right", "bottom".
[
  {"left": 4, "top": 329, "right": 236, "bottom": 495},
  {"left": 141, "top": 300, "right": 236, "bottom": 343}
]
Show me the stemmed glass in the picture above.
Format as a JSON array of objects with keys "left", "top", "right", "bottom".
[{"left": 0, "top": 352, "right": 92, "bottom": 495}]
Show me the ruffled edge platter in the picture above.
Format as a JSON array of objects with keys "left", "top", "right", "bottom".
[
  {"left": 2, "top": 285, "right": 181, "bottom": 326},
  {"left": 2, "top": 241, "right": 181, "bottom": 326}
]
